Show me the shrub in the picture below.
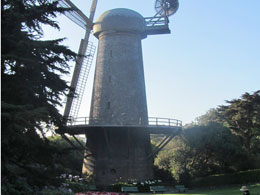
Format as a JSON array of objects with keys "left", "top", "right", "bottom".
[
  {"left": 67, "top": 182, "right": 90, "bottom": 193},
  {"left": 191, "top": 169, "right": 260, "bottom": 187},
  {"left": 1, "top": 179, "right": 34, "bottom": 195},
  {"left": 107, "top": 182, "right": 132, "bottom": 192},
  {"left": 153, "top": 165, "right": 176, "bottom": 185},
  {"left": 35, "top": 188, "right": 73, "bottom": 195},
  {"left": 106, "top": 180, "right": 164, "bottom": 192}
]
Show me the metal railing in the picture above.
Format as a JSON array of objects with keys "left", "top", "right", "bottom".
[
  {"left": 144, "top": 16, "right": 168, "bottom": 27},
  {"left": 65, "top": 117, "right": 182, "bottom": 128},
  {"left": 148, "top": 117, "right": 182, "bottom": 127}
]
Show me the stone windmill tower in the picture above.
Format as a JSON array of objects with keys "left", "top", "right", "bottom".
[
  {"left": 58, "top": 0, "right": 181, "bottom": 185},
  {"left": 83, "top": 9, "right": 153, "bottom": 184}
]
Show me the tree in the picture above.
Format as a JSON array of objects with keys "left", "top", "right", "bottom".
[
  {"left": 2, "top": 0, "right": 76, "bottom": 125},
  {"left": 217, "top": 90, "right": 260, "bottom": 153},
  {"left": 154, "top": 91, "right": 260, "bottom": 185},
  {"left": 48, "top": 136, "right": 84, "bottom": 175},
  {"left": 1, "top": 0, "right": 76, "bottom": 191},
  {"left": 155, "top": 123, "right": 247, "bottom": 184},
  {"left": 195, "top": 108, "right": 219, "bottom": 126}
]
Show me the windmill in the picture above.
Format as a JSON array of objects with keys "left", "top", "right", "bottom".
[{"left": 57, "top": 0, "right": 181, "bottom": 185}]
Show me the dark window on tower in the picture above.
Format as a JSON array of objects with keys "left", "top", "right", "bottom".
[
  {"left": 107, "top": 101, "right": 111, "bottom": 109},
  {"left": 110, "top": 169, "right": 116, "bottom": 175},
  {"left": 110, "top": 50, "right": 112, "bottom": 57},
  {"left": 109, "top": 75, "right": 112, "bottom": 83}
]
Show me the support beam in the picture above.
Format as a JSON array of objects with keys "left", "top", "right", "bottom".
[
  {"left": 72, "top": 135, "right": 86, "bottom": 150},
  {"left": 147, "top": 133, "right": 178, "bottom": 160},
  {"left": 61, "top": 134, "right": 84, "bottom": 152}
]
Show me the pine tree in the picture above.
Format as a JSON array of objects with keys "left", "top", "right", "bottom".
[
  {"left": 218, "top": 90, "right": 260, "bottom": 153},
  {"left": 1, "top": 0, "right": 77, "bottom": 190}
]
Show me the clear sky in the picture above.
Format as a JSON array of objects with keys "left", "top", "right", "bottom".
[{"left": 43, "top": 0, "right": 260, "bottom": 125}]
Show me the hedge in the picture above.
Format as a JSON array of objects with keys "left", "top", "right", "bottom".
[{"left": 191, "top": 169, "right": 260, "bottom": 187}]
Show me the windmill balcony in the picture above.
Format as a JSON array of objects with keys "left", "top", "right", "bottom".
[
  {"left": 66, "top": 116, "right": 181, "bottom": 127},
  {"left": 57, "top": 117, "right": 182, "bottom": 135}
]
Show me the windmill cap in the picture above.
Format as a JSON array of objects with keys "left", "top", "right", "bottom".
[
  {"left": 240, "top": 186, "right": 249, "bottom": 191},
  {"left": 93, "top": 8, "right": 146, "bottom": 37}
]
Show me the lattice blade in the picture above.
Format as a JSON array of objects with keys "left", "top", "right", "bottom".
[{"left": 69, "top": 41, "right": 96, "bottom": 118}]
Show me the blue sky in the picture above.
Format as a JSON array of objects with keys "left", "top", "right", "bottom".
[{"left": 43, "top": 0, "right": 260, "bottom": 124}]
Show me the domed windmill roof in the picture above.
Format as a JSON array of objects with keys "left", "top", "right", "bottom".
[{"left": 93, "top": 8, "right": 146, "bottom": 37}]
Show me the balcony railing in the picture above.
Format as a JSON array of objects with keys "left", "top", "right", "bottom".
[
  {"left": 144, "top": 16, "right": 168, "bottom": 27},
  {"left": 148, "top": 117, "right": 181, "bottom": 127},
  {"left": 65, "top": 117, "right": 182, "bottom": 128},
  {"left": 144, "top": 16, "right": 170, "bottom": 35}
]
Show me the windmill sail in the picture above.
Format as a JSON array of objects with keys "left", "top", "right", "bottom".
[
  {"left": 60, "top": 0, "right": 98, "bottom": 120},
  {"left": 57, "top": 0, "right": 93, "bottom": 30},
  {"left": 69, "top": 41, "right": 96, "bottom": 119}
]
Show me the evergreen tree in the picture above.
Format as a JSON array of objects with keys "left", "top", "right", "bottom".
[
  {"left": 1, "top": 0, "right": 77, "bottom": 191},
  {"left": 218, "top": 90, "right": 260, "bottom": 153},
  {"left": 155, "top": 123, "right": 246, "bottom": 184},
  {"left": 195, "top": 108, "right": 219, "bottom": 126}
]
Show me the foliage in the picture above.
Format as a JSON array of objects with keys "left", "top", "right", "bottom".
[
  {"left": 106, "top": 180, "right": 164, "bottom": 192},
  {"left": 2, "top": 0, "right": 76, "bottom": 125},
  {"left": 48, "top": 136, "right": 85, "bottom": 175},
  {"left": 107, "top": 182, "right": 132, "bottom": 192},
  {"left": 191, "top": 169, "right": 260, "bottom": 187},
  {"left": 66, "top": 182, "right": 90, "bottom": 193},
  {"left": 153, "top": 90, "right": 260, "bottom": 185},
  {"left": 1, "top": 0, "right": 77, "bottom": 193},
  {"left": 195, "top": 108, "right": 219, "bottom": 126},
  {"left": 36, "top": 188, "right": 73, "bottom": 195},
  {"left": 217, "top": 90, "right": 260, "bottom": 153},
  {"left": 154, "top": 122, "right": 248, "bottom": 185},
  {"left": 1, "top": 177, "right": 34, "bottom": 195},
  {"left": 153, "top": 165, "right": 176, "bottom": 185}
]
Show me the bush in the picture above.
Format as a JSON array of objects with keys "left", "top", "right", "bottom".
[
  {"left": 67, "top": 182, "right": 90, "bottom": 193},
  {"left": 107, "top": 182, "right": 132, "bottom": 192},
  {"left": 153, "top": 165, "right": 176, "bottom": 185},
  {"left": 35, "top": 188, "right": 73, "bottom": 195},
  {"left": 106, "top": 180, "right": 165, "bottom": 192},
  {"left": 191, "top": 169, "right": 260, "bottom": 187},
  {"left": 1, "top": 178, "right": 34, "bottom": 195}
]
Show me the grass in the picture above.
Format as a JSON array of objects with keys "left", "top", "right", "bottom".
[{"left": 130, "top": 183, "right": 260, "bottom": 195}]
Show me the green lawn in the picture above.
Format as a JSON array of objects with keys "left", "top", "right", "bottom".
[{"left": 130, "top": 183, "right": 260, "bottom": 195}]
